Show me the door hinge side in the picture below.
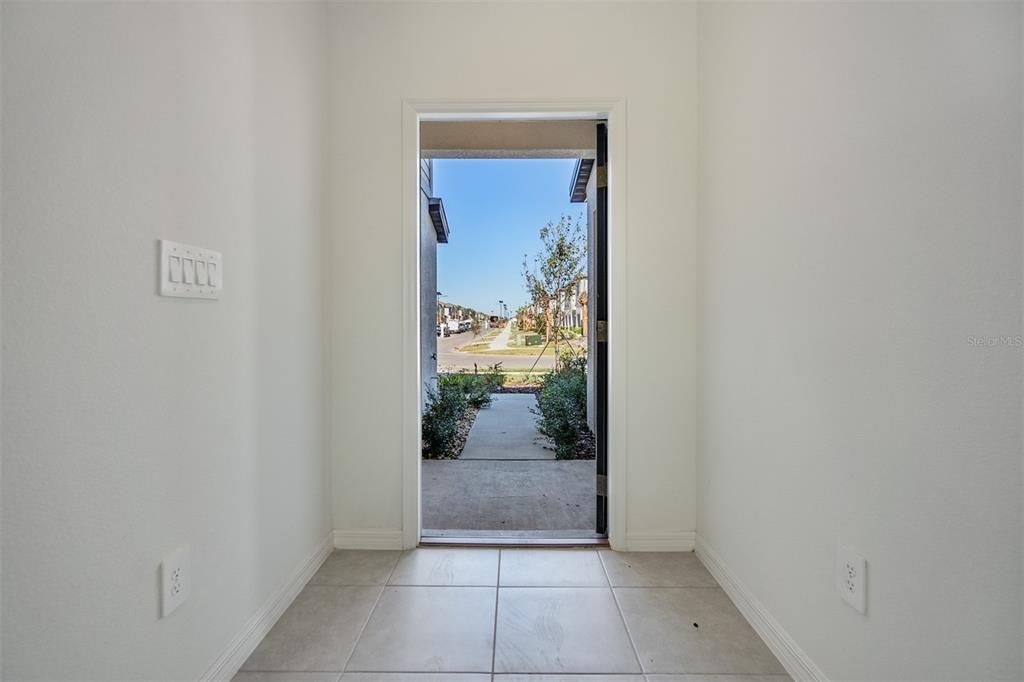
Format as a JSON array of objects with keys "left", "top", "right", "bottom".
[
  {"left": 596, "top": 320, "right": 608, "bottom": 343},
  {"left": 596, "top": 474, "right": 608, "bottom": 497},
  {"left": 596, "top": 165, "right": 608, "bottom": 189}
]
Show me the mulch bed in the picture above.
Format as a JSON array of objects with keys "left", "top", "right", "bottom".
[
  {"left": 539, "top": 427, "right": 596, "bottom": 460},
  {"left": 574, "top": 428, "right": 597, "bottom": 459},
  {"left": 450, "top": 406, "right": 480, "bottom": 458}
]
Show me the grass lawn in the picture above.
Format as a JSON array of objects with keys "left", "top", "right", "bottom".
[
  {"left": 470, "top": 347, "right": 557, "bottom": 356},
  {"left": 464, "top": 342, "right": 586, "bottom": 357},
  {"left": 458, "top": 342, "right": 492, "bottom": 353}
]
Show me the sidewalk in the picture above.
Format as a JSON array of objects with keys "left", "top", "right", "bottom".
[
  {"left": 460, "top": 394, "right": 553, "bottom": 460},
  {"left": 486, "top": 324, "right": 514, "bottom": 351}
]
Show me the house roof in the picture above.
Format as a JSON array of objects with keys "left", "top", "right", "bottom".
[
  {"left": 570, "top": 158, "right": 595, "bottom": 202},
  {"left": 428, "top": 197, "right": 449, "bottom": 243}
]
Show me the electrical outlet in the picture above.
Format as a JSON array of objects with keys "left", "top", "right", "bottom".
[
  {"left": 837, "top": 545, "right": 866, "bottom": 614},
  {"left": 161, "top": 545, "right": 190, "bottom": 618}
]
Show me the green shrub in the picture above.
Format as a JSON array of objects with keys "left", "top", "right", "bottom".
[
  {"left": 534, "top": 353, "right": 589, "bottom": 459},
  {"left": 422, "top": 381, "right": 468, "bottom": 458},
  {"left": 439, "top": 365, "right": 503, "bottom": 409},
  {"left": 424, "top": 366, "right": 506, "bottom": 458}
]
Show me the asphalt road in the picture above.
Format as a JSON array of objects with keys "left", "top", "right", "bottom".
[{"left": 436, "top": 329, "right": 555, "bottom": 371}]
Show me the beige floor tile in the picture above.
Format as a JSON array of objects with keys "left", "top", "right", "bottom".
[
  {"left": 494, "top": 587, "right": 640, "bottom": 674},
  {"left": 615, "top": 588, "right": 786, "bottom": 674},
  {"left": 493, "top": 671, "right": 638, "bottom": 675},
  {"left": 233, "top": 674, "right": 341, "bottom": 682},
  {"left": 346, "top": 586, "right": 496, "bottom": 672},
  {"left": 599, "top": 551, "right": 717, "bottom": 588},
  {"left": 339, "top": 671, "right": 491, "bottom": 675},
  {"left": 388, "top": 548, "right": 499, "bottom": 586},
  {"left": 241, "top": 586, "right": 382, "bottom": 672},
  {"left": 499, "top": 549, "right": 608, "bottom": 587},
  {"left": 647, "top": 671, "right": 790, "bottom": 675},
  {"left": 308, "top": 551, "right": 401, "bottom": 586}
]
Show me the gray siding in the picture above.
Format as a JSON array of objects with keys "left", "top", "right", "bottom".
[{"left": 420, "top": 159, "right": 439, "bottom": 409}]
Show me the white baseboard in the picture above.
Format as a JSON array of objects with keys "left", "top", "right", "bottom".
[
  {"left": 625, "top": 530, "right": 695, "bottom": 551},
  {"left": 695, "top": 536, "right": 827, "bottom": 682},
  {"left": 333, "top": 528, "right": 404, "bottom": 550},
  {"left": 201, "top": 534, "right": 333, "bottom": 681}
]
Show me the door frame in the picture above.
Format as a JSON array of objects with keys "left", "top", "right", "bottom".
[{"left": 401, "top": 98, "right": 628, "bottom": 549}]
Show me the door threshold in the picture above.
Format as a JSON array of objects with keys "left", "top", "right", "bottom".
[{"left": 420, "top": 535, "right": 609, "bottom": 548}]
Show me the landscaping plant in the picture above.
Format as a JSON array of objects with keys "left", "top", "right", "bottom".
[
  {"left": 521, "top": 214, "right": 587, "bottom": 364},
  {"left": 534, "top": 353, "right": 591, "bottom": 459},
  {"left": 423, "top": 365, "right": 506, "bottom": 458},
  {"left": 421, "top": 382, "right": 469, "bottom": 458}
]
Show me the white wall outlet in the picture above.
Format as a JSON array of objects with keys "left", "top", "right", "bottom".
[
  {"left": 161, "top": 545, "right": 191, "bottom": 618},
  {"left": 837, "top": 545, "right": 866, "bottom": 614}
]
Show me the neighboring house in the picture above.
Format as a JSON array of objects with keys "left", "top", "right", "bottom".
[
  {"left": 557, "top": 275, "right": 588, "bottom": 331},
  {"left": 420, "top": 159, "right": 449, "bottom": 409}
]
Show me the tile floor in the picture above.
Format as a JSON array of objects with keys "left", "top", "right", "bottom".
[{"left": 234, "top": 548, "right": 789, "bottom": 682}]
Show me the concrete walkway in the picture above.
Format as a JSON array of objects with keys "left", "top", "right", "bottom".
[
  {"left": 422, "top": 459, "right": 595, "bottom": 532},
  {"left": 486, "top": 323, "right": 514, "bottom": 351},
  {"left": 460, "top": 394, "right": 554, "bottom": 460},
  {"left": 421, "top": 391, "right": 595, "bottom": 534}
]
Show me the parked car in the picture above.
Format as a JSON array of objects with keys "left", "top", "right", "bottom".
[{"left": 436, "top": 324, "right": 441, "bottom": 337}]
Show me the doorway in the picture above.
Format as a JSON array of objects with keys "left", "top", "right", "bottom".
[{"left": 401, "top": 102, "right": 626, "bottom": 548}]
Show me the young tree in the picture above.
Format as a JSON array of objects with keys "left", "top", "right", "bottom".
[{"left": 522, "top": 214, "right": 587, "bottom": 365}]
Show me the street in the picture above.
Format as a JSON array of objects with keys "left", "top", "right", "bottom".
[{"left": 436, "top": 328, "right": 555, "bottom": 371}]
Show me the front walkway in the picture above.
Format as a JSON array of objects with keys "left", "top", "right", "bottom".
[
  {"left": 460, "top": 394, "right": 552, "bottom": 460},
  {"left": 422, "top": 393, "right": 595, "bottom": 536}
]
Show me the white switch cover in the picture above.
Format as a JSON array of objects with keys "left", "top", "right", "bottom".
[
  {"left": 161, "top": 545, "right": 191, "bottom": 618},
  {"left": 837, "top": 545, "right": 866, "bottom": 614},
  {"left": 168, "top": 256, "right": 182, "bottom": 283},
  {"left": 160, "top": 240, "right": 222, "bottom": 299}
]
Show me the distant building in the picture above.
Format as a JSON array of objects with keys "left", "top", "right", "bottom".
[{"left": 557, "top": 275, "right": 588, "bottom": 332}]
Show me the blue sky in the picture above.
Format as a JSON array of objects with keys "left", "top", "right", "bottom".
[{"left": 434, "top": 158, "right": 583, "bottom": 316}]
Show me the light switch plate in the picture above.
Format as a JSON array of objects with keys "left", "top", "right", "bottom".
[{"left": 160, "top": 240, "right": 221, "bottom": 299}]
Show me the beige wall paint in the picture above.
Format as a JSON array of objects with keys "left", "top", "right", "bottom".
[
  {"left": 328, "top": 1, "right": 698, "bottom": 546},
  {"left": 1, "top": 2, "right": 329, "bottom": 678},
  {"left": 697, "top": 2, "right": 1023, "bottom": 678}
]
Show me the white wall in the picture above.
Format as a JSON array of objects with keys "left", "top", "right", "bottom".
[
  {"left": 328, "top": 1, "right": 698, "bottom": 547},
  {"left": 697, "top": 2, "right": 1023, "bottom": 679},
  {"left": 1, "top": 2, "right": 329, "bottom": 678}
]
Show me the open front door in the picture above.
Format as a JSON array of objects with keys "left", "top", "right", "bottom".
[{"left": 594, "top": 122, "right": 609, "bottom": 535}]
